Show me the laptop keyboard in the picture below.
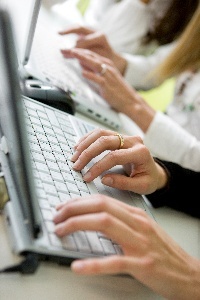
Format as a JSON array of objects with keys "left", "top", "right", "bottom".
[
  {"left": 23, "top": 98, "right": 123, "bottom": 256},
  {"left": 31, "top": 23, "right": 110, "bottom": 109}
]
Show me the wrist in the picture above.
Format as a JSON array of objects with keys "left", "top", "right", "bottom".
[
  {"left": 112, "top": 52, "right": 127, "bottom": 75},
  {"left": 153, "top": 158, "right": 171, "bottom": 191},
  {"left": 155, "top": 162, "right": 169, "bottom": 190},
  {"left": 121, "top": 94, "right": 156, "bottom": 133}
]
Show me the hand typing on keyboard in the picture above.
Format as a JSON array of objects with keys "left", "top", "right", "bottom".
[
  {"left": 53, "top": 195, "right": 198, "bottom": 300},
  {"left": 71, "top": 128, "right": 168, "bottom": 195}
]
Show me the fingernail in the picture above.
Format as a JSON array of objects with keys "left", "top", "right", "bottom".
[
  {"left": 73, "top": 158, "right": 81, "bottom": 170},
  {"left": 71, "top": 151, "right": 80, "bottom": 162},
  {"left": 71, "top": 261, "right": 85, "bottom": 273},
  {"left": 101, "top": 176, "right": 113, "bottom": 186},
  {"left": 54, "top": 224, "right": 63, "bottom": 235},
  {"left": 83, "top": 172, "right": 91, "bottom": 181}
]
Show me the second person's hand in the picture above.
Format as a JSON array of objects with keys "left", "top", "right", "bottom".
[
  {"left": 60, "top": 48, "right": 155, "bottom": 133},
  {"left": 71, "top": 128, "right": 168, "bottom": 195},
  {"left": 59, "top": 25, "right": 127, "bottom": 74}
]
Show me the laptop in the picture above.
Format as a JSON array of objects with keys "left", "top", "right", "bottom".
[
  {"left": 0, "top": 8, "right": 154, "bottom": 266},
  {"left": 5, "top": 0, "right": 121, "bottom": 130}
]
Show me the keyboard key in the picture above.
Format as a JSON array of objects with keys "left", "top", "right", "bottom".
[
  {"left": 85, "top": 231, "right": 104, "bottom": 254},
  {"left": 45, "top": 221, "right": 55, "bottom": 233},
  {"left": 62, "top": 235, "right": 77, "bottom": 251},
  {"left": 100, "top": 238, "right": 116, "bottom": 255},
  {"left": 73, "top": 231, "right": 91, "bottom": 253},
  {"left": 41, "top": 209, "right": 54, "bottom": 221},
  {"left": 49, "top": 233, "right": 63, "bottom": 248}
]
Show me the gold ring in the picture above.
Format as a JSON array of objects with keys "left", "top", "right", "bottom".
[
  {"left": 100, "top": 63, "right": 107, "bottom": 76},
  {"left": 115, "top": 133, "right": 124, "bottom": 149}
]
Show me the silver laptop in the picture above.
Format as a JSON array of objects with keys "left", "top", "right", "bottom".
[
  {"left": 0, "top": 8, "right": 154, "bottom": 265},
  {"left": 5, "top": 0, "right": 121, "bottom": 130}
]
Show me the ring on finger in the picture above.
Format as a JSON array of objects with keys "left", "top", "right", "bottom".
[
  {"left": 99, "top": 63, "right": 107, "bottom": 76},
  {"left": 114, "top": 133, "right": 124, "bottom": 149}
]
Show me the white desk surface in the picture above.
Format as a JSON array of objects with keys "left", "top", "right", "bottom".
[{"left": 0, "top": 111, "right": 200, "bottom": 300}]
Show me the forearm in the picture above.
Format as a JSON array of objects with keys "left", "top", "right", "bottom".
[
  {"left": 147, "top": 159, "right": 200, "bottom": 218},
  {"left": 120, "top": 94, "right": 156, "bottom": 133}
]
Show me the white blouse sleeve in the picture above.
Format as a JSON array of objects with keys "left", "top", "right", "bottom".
[
  {"left": 85, "top": 0, "right": 151, "bottom": 54},
  {"left": 143, "top": 111, "right": 200, "bottom": 171},
  {"left": 123, "top": 43, "right": 176, "bottom": 89}
]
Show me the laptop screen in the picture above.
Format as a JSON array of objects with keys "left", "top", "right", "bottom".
[
  {"left": 4, "top": 0, "right": 41, "bottom": 65},
  {"left": 0, "top": 8, "right": 41, "bottom": 237}
]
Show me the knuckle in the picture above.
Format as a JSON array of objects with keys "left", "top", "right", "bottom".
[
  {"left": 94, "top": 196, "right": 108, "bottom": 210},
  {"left": 82, "top": 148, "right": 91, "bottom": 160},
  {"left": 108, "top": 150, "right": 119, "bottom": 162},
  {"left": 67, "top": 218, "right": 78, "bottom": 231},
  {"left": 95, "top": 128, "right": 107, "bottom": 136},
  {"left": 137, "top": 178, "right": 152, "bottom": 194},
  {"left": 114, "top": 258, "right": 129, "bottom": 272},
  {"left": 129, "top": 135, "right": 144, "bottom": 146},
  {"left": 93, "top": 162, "right": 104, "bottom": 173},
  {"left": 98, "top": 212, "right": 113, "bottom": 230},
  {"left": 98, "top": 135, "right": 110, "bottom": 145}
]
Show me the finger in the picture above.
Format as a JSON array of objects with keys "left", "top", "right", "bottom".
[
  {"left": 72, "top": 135, "right": 124, "bottom": 171},
  {"left": 101, "top": 173, "right": 152, "bottom": 194},
  {"left": 76, "top": 33, "right": 104, "bottom": 50},
  {"left": 55, "top": 197, "right": 82, "bottom": 211},
  {"left": 59, "top": 26, "right": 94, "bottom": 36},
  {"left": 71, "top": 128, "right": 116, "bottom": 162},
  {"left": 53, "top": 194, "right": 144, "bottom": 226},
  {"left": 61, "top": 49, "right": 104, "bottom": 74},
  {"left": 71, "top": 256, "right": 137, "bottom": 276},
  {"left": 73, "top": 128, "right": 98, "bottom": 149},
  {"left": 73, "top": 137, "right": 144, "bottom": 180},
  {"left": 54, "top": 210, "right": 141, "bottom": 250},
  {"left": 82, "top": 147, "right": 144, "bottom": 182}
]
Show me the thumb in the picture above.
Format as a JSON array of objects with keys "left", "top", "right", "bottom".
[{"left": 101, "top": 173, "right": 149, "bottom": 194}]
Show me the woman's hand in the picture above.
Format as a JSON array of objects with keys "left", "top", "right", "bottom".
[
  {"left": 59, "top": 26, "right": 127, "bottom": 74},
  {"left": 53, "top": 195, "right": 200, "bottom": 299},
  {"left": 60, "top": 48, "right": 155, "bottom": 132},
  {"left": 71, "top": 128, "right": 167, "bottom": 195}
]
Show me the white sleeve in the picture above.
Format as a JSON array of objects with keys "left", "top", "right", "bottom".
[
  {"left": 123, "top": 43, "right": 176, "bottom": 89},
  {"left": 84, "top": 0, "right": 116, "bottom": 27},
  {"left": 85, "top": 0, "right": 151, "bottom": 54},
  {"left": 143, "top": 111, "right": 200, "bottom": 171}
]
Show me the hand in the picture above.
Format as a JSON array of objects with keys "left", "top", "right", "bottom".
[
  {"left": 60, "top": 48, "right": 155, "bottom": 132},
  {"left": 71, "top": 128, "right": 167, "bottom": 195},
  {"left": 59, "top": 26, "right": 127, "bottom": 74},
  {"left": 53, "top": 195, "right": 200, "bottom": 299}
]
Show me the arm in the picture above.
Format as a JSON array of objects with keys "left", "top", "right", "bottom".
[
  {"left": 123, "top": 42, "right": 176, "bottom": 89},
  {"left": 143, "top": 111, "right": 200, "bottom": 171},
  {"left": 60, "top": 48, "right": 200, "bottom": 172}
]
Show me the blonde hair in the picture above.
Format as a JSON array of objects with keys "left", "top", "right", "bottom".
[{"left": 155, "top": 5, "right": 200, "bottom": 82}]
